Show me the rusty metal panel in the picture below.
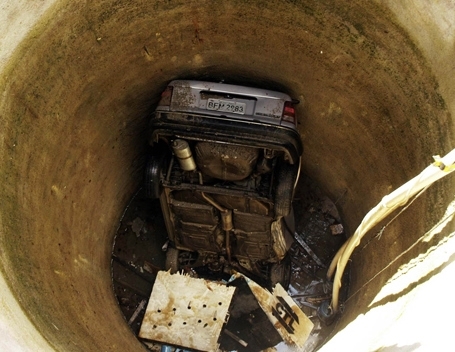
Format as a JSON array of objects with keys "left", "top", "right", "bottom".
[
  {"left": 233, "top": 210, "right": 272, "bottom": 233},
  {"left": 170, "top": 199, "right": 218, "bottom": 225}
]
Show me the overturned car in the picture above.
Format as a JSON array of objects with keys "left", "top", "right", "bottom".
[{"left": 145, "top": 80, "right": 303, "bottom": 288}]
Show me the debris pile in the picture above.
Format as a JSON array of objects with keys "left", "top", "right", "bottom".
[
  {"left": 112, "top": 175, "right": 349, "bottom": 351},
  {"left": 139, "top": 271, "right": 313, "bottom": 352}
]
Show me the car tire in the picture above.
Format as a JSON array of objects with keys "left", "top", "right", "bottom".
[
  {"left": 269, "top": 255, "right": 291, "bottom": 289},
  {"left": 165, "top": 247, "right": 180, "bottom": 273},
  {"left": 274, "top": 162, "right": 298, "bottom": 217},
  {"left": 144, "top": 155, "right": 166, "bottom": 199}
]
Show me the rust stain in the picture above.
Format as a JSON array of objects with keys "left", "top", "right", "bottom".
[
  {"left": 192, "top": 19, "right": 203, "bottom": 44},
  {"left": 205, "top": 280, "right": 214, "bottom": 291}
]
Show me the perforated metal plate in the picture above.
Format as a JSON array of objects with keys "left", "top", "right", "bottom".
[{"left": 139, "top": 271, "right": 235, "bottom": 352}]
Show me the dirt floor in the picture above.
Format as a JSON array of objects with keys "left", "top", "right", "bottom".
[{"left": 111, "top": 174, "right": 348, "bottom": 351}]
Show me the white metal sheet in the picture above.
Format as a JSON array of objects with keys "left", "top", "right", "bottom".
[
  {"left": 139, "top": 271, "right": 235, "bottom": 352},
  {"left": 237, "top": 273, "right": 314, "bottom": 348}
]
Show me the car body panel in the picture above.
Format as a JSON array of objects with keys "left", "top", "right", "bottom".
[{"left": 160, "top": 80, "right": 296, "bottom": 129}]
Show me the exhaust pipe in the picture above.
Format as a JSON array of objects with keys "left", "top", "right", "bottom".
[{"left": 201, "top": 192, "right": 233, "bottom": 263}]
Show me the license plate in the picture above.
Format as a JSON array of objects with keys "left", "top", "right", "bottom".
[{"left": 207, "top": 98, "right": 246, "bottom": 115}]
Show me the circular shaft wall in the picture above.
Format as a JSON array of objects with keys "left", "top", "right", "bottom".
[{"left": 1, "top": 1, "right": 454, "bottom": 351}]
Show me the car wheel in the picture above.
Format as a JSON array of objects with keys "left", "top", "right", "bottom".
[
  {"left": 269, "top": 255, "right": 291, "bottom": 289},
  {"left": 144, "top": 155, "right": 166, "bottom": 199},
  {"left": 165, "top": 247, "right": 180, "bottom": 273},
  {"left": 274, "top": 162, "right": 298, "bottom": 217}
]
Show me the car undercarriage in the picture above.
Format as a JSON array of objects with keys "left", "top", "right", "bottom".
[{"left": 145, "top": 81, "right": 303, "bottom": 288}]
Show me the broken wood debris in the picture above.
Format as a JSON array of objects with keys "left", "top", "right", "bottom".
[
  {"left": 128, "top": 300, "right": 147, "bottom": 325},
  {"left": 293, "top": 232, "right": 326, "bottom": 268}
]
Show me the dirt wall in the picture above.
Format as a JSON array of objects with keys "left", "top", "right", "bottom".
[{"left": 1, "top": 1, "right": 454, "bottom": 351}]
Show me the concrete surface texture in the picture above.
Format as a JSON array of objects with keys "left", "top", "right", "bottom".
[{"left": 0, "top": 0, "right": 454, "bottom": 351}]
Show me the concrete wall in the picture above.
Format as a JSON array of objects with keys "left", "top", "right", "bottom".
[{"left": 1, "top": 1, "right": 454, "bottom": 351}]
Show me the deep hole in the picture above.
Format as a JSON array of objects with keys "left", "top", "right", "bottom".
[{"left": 1, "top": 2, "right": 452, "bottom": 352}]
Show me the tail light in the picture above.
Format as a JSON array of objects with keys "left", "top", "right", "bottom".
[
  {"left": 158, "top": 86, "right": 173, "bottom": 106},
  {"left": 282, "top": 101, "right": 296, "bottom": 125}
]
